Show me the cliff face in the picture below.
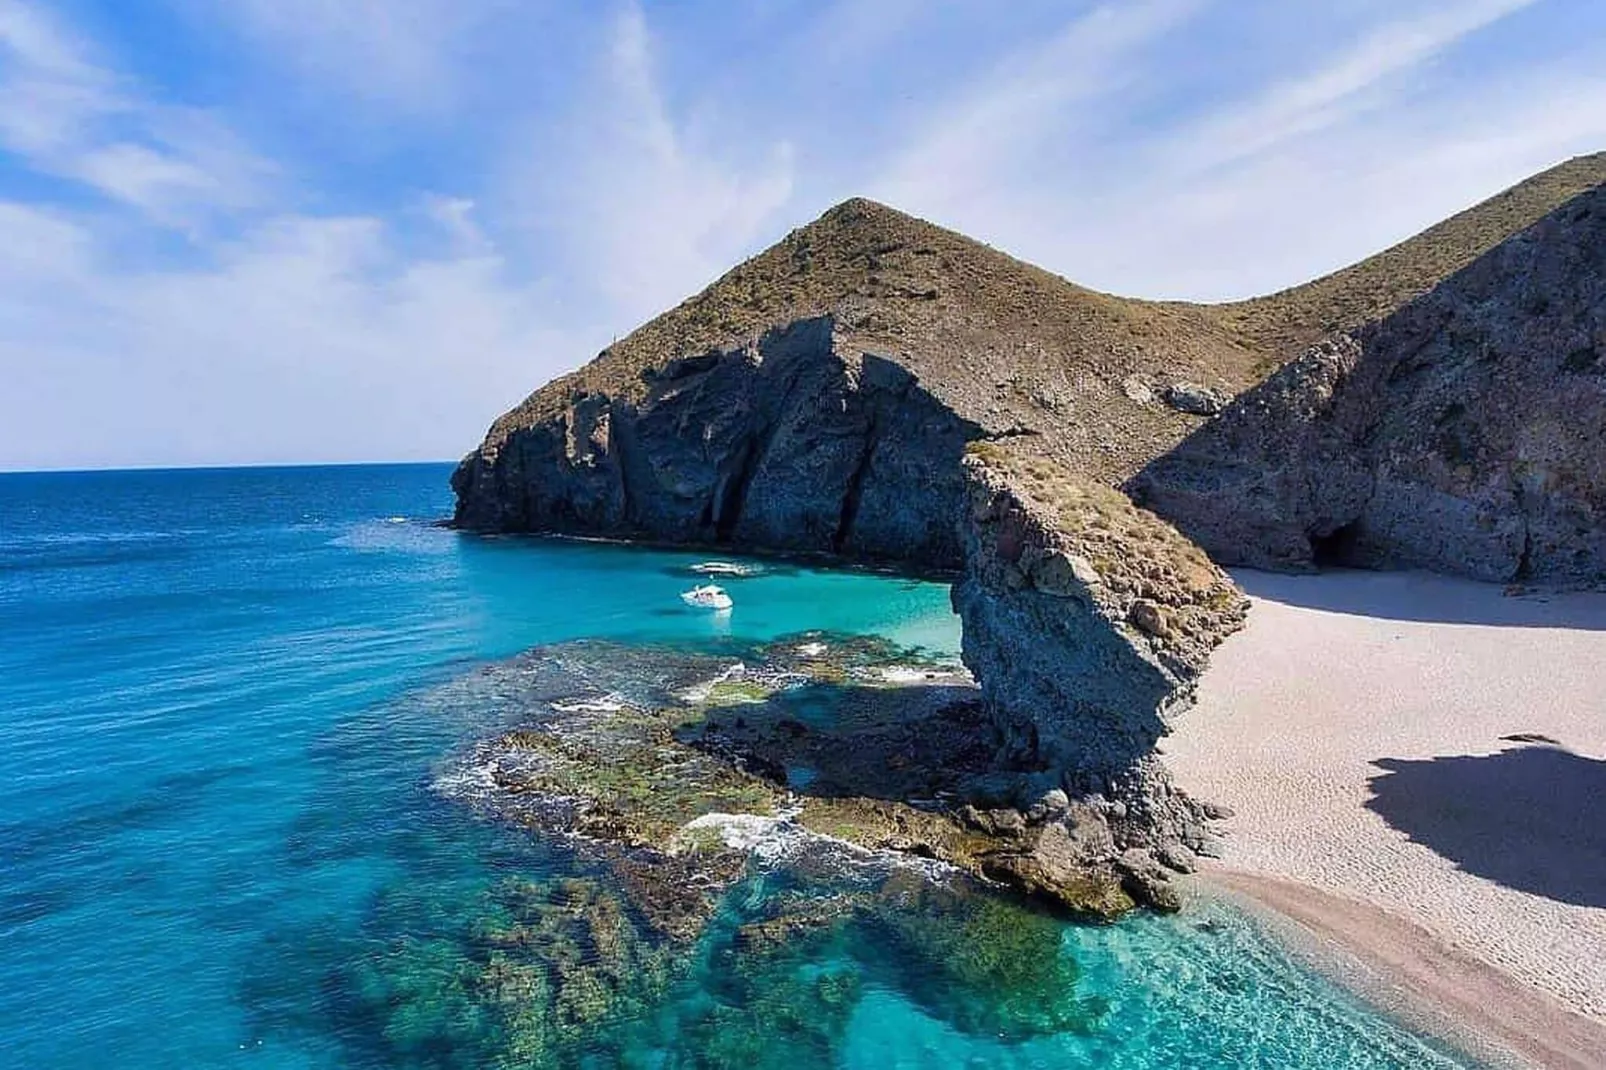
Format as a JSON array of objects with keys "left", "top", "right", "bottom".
[
  {"left": 1132, "top": 182, "right": 1606, "bottom": 584},
  {"left": 956, "top": 448, "right": 1249, "bottom": 775},
  {"left": 452, "top": 196, "right": 1272, "bottom": 569},
  {"left": 452, "top": 315, "right": 980, "bottom": 565},
  {"left": 457, "top": 155, "right": 1606, "bottom": 579}
]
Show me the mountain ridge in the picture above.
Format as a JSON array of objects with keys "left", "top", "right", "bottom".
[{"left": 467, "top": 151, "right": 1606, "bottom": 506}]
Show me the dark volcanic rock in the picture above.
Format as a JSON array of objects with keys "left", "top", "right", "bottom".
[
  {"left": 451, "top": 196, "right": 1276, "bottom": 569},
  {"left": 453, "top": 316, "right": 983, "bottom": 565},
  {"left": 1133, "top": 183, "right": 1606, "bottom": 584}
]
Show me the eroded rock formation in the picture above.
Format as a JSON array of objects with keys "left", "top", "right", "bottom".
[
  {"left": 953, "top": 445, "right": 1249, "bottom": 896},
  {"left": 1132, "top": 182, "right": 1606, "bottom": 584}
]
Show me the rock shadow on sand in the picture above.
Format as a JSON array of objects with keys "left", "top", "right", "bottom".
[
  {"left": 1365, "top": 745, "right": 1606, "bottom": 907},
  {"left": 1231, "top": 568, "right": 1606, "bottom": 629}
]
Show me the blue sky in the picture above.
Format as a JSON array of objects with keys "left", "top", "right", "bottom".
[{"left": 2, "top": 0, "right": 1604, "bottom": 470}]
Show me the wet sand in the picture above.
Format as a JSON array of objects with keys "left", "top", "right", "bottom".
[
  {"left": 1201, "top": 868, "right": 1606, "bottom": 1070},
  {"left": 1163, "top": 569, "right": 1606, "bottom": 1066}
]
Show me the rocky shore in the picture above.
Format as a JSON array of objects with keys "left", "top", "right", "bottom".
[
  {"left": 438, "top": 631, "right": 1211, "bottom": 923},
  {"left": 1131, "top": 179, "right": 1606, "bottom": 585},
  {"left": 410, "top": 634, "right": 1145, "bottom": 1065}
]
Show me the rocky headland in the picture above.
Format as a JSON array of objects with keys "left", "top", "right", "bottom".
[{"left": 450, "top": 153, "right": 1606, "bottom": 920}]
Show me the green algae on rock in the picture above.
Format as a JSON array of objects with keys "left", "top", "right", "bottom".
[
  {"left": 328, "top": 850, "right": 1112, "bottom": 1068},
  {"left": 339, "top": 875, "right": 680, "bottom": 1070},
  {"left": 434, "top": 633, "right": 1180, "bottom": 922}
]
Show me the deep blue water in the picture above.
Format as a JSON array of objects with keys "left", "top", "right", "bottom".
[{"left": 0, "top": 464, "right": 1477, "bottom": 1068}]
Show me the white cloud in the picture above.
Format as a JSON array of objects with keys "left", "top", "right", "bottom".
[
  {"left": 856, "top": 0, "right": 1601, "bottom": 302},
  {"left": 0, "top": 0, "right": 273, "bottom": 225},
  {"left": 212, "top": 0, "right": 514, "bottom": 110},
  {"left": 872, "top": 0, "right": 1203, "bottom": 216},
  {"left": 1159, "top": 0, "right": 1544, "bottom": 176},
  {"left": 0, "top": 0, "right": 118, "bottom": 154},
  {"left": 0, "top": 199, "right": 569, "bottom": 469},
  {"left": 512, "top": 2, "right": 795, "bottom": 324},
  {"left": 1, "top": 0, "right": 1603, "bottom": 469},
  {"left": 0, "top": 0, "right": 565, "bottom": 468},
  {"left": 423, "top": 195, "right": 491, "bottom": 256},
  {"left": 961, "top": 65, "right": 1606, "bottom": 303}
]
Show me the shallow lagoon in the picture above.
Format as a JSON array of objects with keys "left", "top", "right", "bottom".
[{"left": 0, "top": 464, "right": 1477, "bottom": 1067}]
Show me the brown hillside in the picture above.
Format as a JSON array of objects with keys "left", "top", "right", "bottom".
[
  {"left": 1219, "top": 151, "right": 1606, "bottom": 367},
  {"left": 486, "top": 197, "right": 1258, "bottom": 488},
  {"left": 457, "top": 152, "right": 1606, "bottom": 572},
  {"left": 481, "top": 154, "right": 1606, "bottom": 487}
]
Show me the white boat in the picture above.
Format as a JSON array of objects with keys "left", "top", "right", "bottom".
[
  {"left": 689, "top": 561, "right": 757, "bottom": 578},
  {"left": 681, "top": 584, "right": 733, "bottom": 611}
]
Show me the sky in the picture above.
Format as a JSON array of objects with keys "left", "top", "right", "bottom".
[{"left": 1, "top": 0, "right": 1604, "bottom": 470}]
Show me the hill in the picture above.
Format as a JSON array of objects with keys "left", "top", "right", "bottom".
[
  {"left": 1221, "top": 151, "right": 1606, "bottom": 367},
  {"left": 454, "top": 152, "right": 1606, "bottom": 577}
]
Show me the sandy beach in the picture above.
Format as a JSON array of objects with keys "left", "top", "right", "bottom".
[{"left": 1163, "top": 569, "right": 1606, "bottom": 1067}]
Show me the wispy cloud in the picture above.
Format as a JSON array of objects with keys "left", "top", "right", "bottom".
[
  {"left": 0, "top": 0, "right": 1602, "bottom": 468},
  {"left": 0, "top": 0, "right": 558, "bottom": 468},
  {"left": 513, "top": 2, "right": 795, "bottom": 323},
  {"left": 0, "top": 199, "right": 566, "bottom": 469},
  {"left": 874, "top": 0, "right": 1202, "bottom": 215},
  {"left": 1159, "top": 0, "right": 1545, "bottom": 175},
  {"left": 208, "top": 0, "right": 507, "bottom": 110},
  {"left": 855, "top": 0, "right": 1599, "bottom": 302},
  {"left": 0, "top": 0, "right": 273, "bottom": 226}
]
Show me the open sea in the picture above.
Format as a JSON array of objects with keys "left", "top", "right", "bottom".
[{"left": 0, "top": 463, "right": 1480, "bottom": 1068}]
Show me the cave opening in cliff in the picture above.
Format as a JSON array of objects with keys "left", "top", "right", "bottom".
[{"left": 1310, "top": 521, "right": 1362, "bottom": 568}]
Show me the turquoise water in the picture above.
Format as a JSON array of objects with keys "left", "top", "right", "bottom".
[{"left": 0, "top": 464, "right": 1475, "bottom": 1068}]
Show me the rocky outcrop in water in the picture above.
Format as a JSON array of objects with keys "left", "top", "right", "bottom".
[
  {"left": 953, "top": 445, "right": 1248, "bottom": 889},
  {"left": 438, "top": 633, "right": 1199, "bottom": 918},
  {"left": 1132, "top": 183, "right": 1606, "bottom": 584}
]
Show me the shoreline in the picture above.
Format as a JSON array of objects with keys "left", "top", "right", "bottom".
[
  {"left": 1163, "top": 568, "right": 1606, "bottom": 1068},
  {"left": 1196, "top": 867, "right": 1606, "bottom": 1070}
]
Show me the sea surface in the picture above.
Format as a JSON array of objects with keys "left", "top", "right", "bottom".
[{"left": 0, "top": 463, "right": 1479, "bottom": 1068}]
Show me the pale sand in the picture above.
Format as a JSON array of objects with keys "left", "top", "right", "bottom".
[
  {"left": 1162, "top": 570, "right": 1606, "bottom": 1062},
  {"left": 1201, "top": 869, "right": 1606, "bottom": 1070}
]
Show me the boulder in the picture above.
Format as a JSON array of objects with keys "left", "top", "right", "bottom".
[{"left": 1162, "top": 381, "right": 1229, "bottom": 415}]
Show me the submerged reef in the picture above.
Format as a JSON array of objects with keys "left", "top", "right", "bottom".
[
  {"left": 372, "top": 629, "right": 1243, "bottom": 1065},
  {"left": 433, "top": 632, "right": 1197, "bottom": 925},
  {"left": 329, "top": 858, "right": 1107, "bottom": 1068}
]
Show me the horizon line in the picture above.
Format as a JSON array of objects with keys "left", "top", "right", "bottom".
[{"left": 0, "top": 458, "right": 460, "bottom": 477}]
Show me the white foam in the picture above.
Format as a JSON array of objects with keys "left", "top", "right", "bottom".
[
  {"left": 431, "top": 751, "right": 500, "bottom": 800},
  {"left": 681, "top": 807, "right": 960, "bottom": 882},
  {"left": 675, "top": 662, "right": 745, "bottom": 703},
  {"left": 549, "top": 694, "right": 626, "bottom": 714},
  {"left": 874, "top": 665, "right": 965, "bottom": 684}
]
